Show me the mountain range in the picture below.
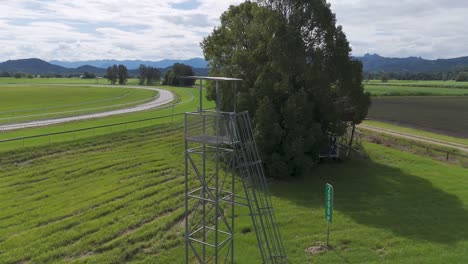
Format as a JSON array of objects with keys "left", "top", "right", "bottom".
[
  {"left": 0, "top": 58, "right": 105, "bottom": 75},
  {"left": 355, "top": 54, "right": 468, "bottom": 73},
  {"left": 1, "top": 55, "right": 468, "bottom": 76},
  {"left": 49, "top": 58, "right": 208, "bottom": 70},
  {"left": 0, "top": 58, "right": 209, "bottom": 76}
]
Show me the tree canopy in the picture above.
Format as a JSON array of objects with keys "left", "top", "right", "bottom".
[
  {"left": 82, "top": 72, "right": 96, "bottom": 79},
  {"left": 118, "top": 65, "right": 128, "bottom": 85},
  {"left": 162, "top": 63, "right": 195, "bottom": 86},
  {"left": 202, "top": 1, "right": 371, "bottom": 178},
  {"left": 456, "top": 72, "right": 468, "bottom": 82},
  {"left": 106, "top": 64, "right": 128, "bottom": 85},
  {"left": 138, "top": 64, "right": 161, "bottom": 85}
]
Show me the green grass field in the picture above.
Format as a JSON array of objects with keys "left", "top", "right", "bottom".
[
  {"left": 0, "top": 85, "right": 209, "bottom": 152},
  {"left": 0, "top": 122, "right": 467, "bottom": 263},
  {"left": 1, "top": 77, "right": 467, "bottom": 262},
  {"left": 0, "top": 77, "right": 140, "bottom": 85},
  {"left": 364, "top": 85, "right": 468, "bottom": 96},
  {"left": 0, "top": 85, "right": 157, "bottom": 124}
]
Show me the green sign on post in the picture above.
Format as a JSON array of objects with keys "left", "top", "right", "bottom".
[
  {"left": 325, "top": 183, "right": 334, "bottom": 247},
  {"left": 325, "top": 183, "right": 334, "bottom": 223}
]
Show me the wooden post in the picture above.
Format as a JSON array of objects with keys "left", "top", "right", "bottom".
[
  {"left": 348, "top": 123, "right": 356, "bottom": 147},
  {"left": 347, "top": 123, "right": 356, "bottom": 158}
]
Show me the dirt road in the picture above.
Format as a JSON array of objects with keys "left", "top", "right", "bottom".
[{"left": 359, "top": 124, "right": 468, "bottom": 153}]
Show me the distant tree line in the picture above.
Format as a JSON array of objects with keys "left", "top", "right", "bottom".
[
  {"left": 0, "top": 72, "right": 35, "bottom": 78},
  {"left": 0, "top": 71, "right": 11, "bottom": 77},
  {"left": 82, "top": 72, "right": 96, "bottom": 79},
  {"left": 105, "top": 64, "right": 128, "bottom": 85},
  {"left": 162, "top": 63, "right": 195, "bottom": 86},
  {"left": 456, "top": 72, "right": 468, "bottom": 82},
  {"left": 138, "top": 64, "right": 161, "bottom": 85}
]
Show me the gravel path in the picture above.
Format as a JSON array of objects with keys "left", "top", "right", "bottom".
[
  {"left": 0, "top": 86, "right": 174, "bottom": 132},
  {"left": 359, "top": 124, "right": 468, "bottom": 153}
]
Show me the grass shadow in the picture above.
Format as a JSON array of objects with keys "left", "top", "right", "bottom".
[{"left": 270, "top": 149, "right": 468, "bottom": 244}]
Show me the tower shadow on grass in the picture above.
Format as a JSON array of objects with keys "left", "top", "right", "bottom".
[{"left": 269, "top": 155, "right": 468, "bottom": 244}]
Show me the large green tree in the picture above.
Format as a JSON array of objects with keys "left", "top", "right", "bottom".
[
  {"left": 202, "top": 1, "right": 370, "bottom": 178},
  {"left": 173, "top": 63, "right": 196, "bottom": 86},
  {"left": 107, "top": 64, "right": 128, "bottom": 85},
  {"left": 147, "top": 66, "right": 161, "bottom": 85},
  {"left": 138, "top": 64, "right": 147, "bottom": 85},
  {"left": 138, "top": 64, "right": 161, "bottom": 85}
]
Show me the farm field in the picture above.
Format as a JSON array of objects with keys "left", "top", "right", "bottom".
[
  {"left": 364, "top": 79, "right": 468, "bottom": 96},
  {"left": 0, "top": 85, "right": 157, "bottom": 124},
  {"left": 0, "top": 122, "right": 467, "bottom": 263},
  {"left": 367, "top": 96, "right": 468, "bottom": 138},
  {"left": 366, "top": 80, "right": 468, "bottom": 88}
]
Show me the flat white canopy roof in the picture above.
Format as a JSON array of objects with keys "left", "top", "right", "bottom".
[{"left": 180, "top": 76, "right": 242, "bottom": 81}]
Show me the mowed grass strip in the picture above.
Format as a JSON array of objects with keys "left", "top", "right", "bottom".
[
  {"left": 368, "top": 96, "right": 468, "bottom": 138},
  {"left": 366, "top": 80, "right": 468, "bottom": 89},
  {"left": 1, "top": 119, "right": 468, "bottom": 263},
  {"left": 0, "top": 77, "right": 140, "bottom": 85},
  {"left": 364, "top": 84, "right": 468, "bottom": 96},
  {"left": 0, "top": 85, "right": 157, "bottom": 124}
]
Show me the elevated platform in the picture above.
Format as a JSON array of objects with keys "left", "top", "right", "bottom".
[{"left": 184, "top": 110, "right": 287, "bottom": 264}]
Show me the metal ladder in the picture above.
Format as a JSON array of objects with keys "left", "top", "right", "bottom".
[{"left": 232, "top": 111, "right": 287, "bottom": 264}]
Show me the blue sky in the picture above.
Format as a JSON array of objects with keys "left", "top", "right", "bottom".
[
  {"left": 0, "top": 0, "right": 466, "bottom": 61},
  {"left": 171, "top": 0, "right": 201, "bottom": 10}
]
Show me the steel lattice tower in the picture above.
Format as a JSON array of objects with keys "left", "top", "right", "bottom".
[{"left": 183, "top": 76, "right": 287, "bottom": 264}]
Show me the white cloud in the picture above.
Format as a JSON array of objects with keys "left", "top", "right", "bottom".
[
  {"left": 0, "top": 0, "right": 466, "bottom": 61},
  {"left": 0, "top": 0, "right": 244, "bottom": 61},
  {"left": 328, "top": 0, "right": 468, "bottom": 59}
]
